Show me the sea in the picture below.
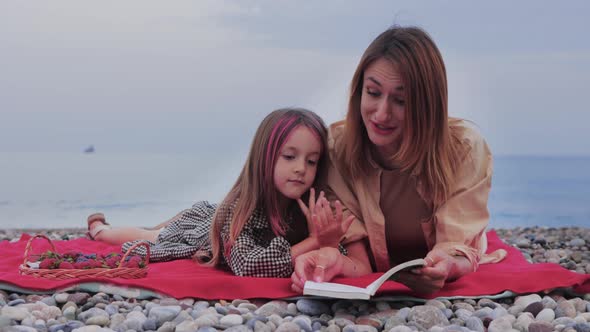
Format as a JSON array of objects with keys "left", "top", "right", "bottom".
[{"left": 0, "top": 153, "right": 588, "bottom": 229}]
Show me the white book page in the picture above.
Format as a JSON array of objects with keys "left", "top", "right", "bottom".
[
  {"left": 366, "top": 258, "right": 426, "bottom": 295},
  {"left": 303, "top": 280, "right": 369, "bottom": 300}
]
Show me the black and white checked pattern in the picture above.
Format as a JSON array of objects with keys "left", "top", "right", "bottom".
[{"left": 122, "top": 201, "right": 296, "bottom": 277}]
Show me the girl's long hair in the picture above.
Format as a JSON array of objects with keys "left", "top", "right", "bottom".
[
  {"left": 204, "top": 108, "right": 328, "bottom": 266},
  {"left": 340, "top": 26, "right": 465, "bottom": 206}
]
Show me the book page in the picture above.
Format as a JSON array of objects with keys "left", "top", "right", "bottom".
[
  {"left": 303, "top": 281, "right": 370, "bottom": 300},
  {"left": 366, "top": 258, "right": 426, "bottom": 295}
]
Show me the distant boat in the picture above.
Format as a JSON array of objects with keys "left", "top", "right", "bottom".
[{"left": 84, "top": 145, "right": 95, "bottom": 153}]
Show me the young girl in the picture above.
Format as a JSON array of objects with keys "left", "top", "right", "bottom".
[{"left": 87, "top": 108, "right": 353, "bottom": 277}]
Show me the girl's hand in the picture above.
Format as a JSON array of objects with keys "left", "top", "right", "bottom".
[
  {"left": 290, "top": 247, "right": 343, "bottom": 293},
  {"left": 296, "top": 188, "right": 325, "bottom": 237},
  {"left": 394, "top": 249, "right": 452, "bottom": 294},
  {"left": 313, "top": 198, "right": 354, "bottom": 248}
]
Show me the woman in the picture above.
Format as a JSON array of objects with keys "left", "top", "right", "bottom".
[{"left": 291, "top": 26, "right": 506, "bottom": 294}]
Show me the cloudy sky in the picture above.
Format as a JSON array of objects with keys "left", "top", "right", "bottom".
[{"left": 1, "top": 1, "right": 588, "bottom": 156}]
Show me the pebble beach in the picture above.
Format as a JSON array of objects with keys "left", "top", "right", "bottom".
[{"left": 0, "top": 226, "right": 589, "bottom": 332}]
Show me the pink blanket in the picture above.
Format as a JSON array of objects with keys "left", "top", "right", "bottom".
[{"left": 0, "top": 231, "right": 588, "bottom": 299}]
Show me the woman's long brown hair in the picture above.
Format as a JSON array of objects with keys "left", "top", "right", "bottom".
[{"left": 341, "top": 26, "right": 464, "bottom": 206}]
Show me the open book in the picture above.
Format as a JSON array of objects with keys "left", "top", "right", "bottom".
[{"left": 303, "top": 258, "right": 426, "bottom": 300}]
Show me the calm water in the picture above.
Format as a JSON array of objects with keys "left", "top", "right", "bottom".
[{"left": 0, "top": 153, "right": 588, "bottom": 229}]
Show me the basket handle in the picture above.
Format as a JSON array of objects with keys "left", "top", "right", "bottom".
[
  {"left": 117, "top": 241, "right": 151, "bottom": 268},
  {"left": 22, "top": 234, "right": 58, "bottom": 266}
]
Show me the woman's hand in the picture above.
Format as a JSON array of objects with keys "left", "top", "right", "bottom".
[
  {"left": 290, "top": 247, "right": 343, "bottom": 293},
  {"left": 394, "top": 249, "right": 471, "bottom": 294}
]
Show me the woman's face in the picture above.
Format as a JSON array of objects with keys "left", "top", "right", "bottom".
[{"left": 360, "top": 58, "right": 406, "bottom": 157}]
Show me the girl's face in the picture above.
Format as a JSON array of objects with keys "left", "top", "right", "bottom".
[
  {"left": 360, "top": 57, "right": 406, "bottom": 157},
  {"left": 273, "top": 125, "right": 322, "bottom": 200}
]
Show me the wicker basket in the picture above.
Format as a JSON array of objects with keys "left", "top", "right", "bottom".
[{"left": 19, "top": 234, "right": 150, "bottom": 280}]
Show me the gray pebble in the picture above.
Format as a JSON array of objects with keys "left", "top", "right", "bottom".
[
  {"left": 389, "top": 326, "right": 412, "bottom": 332},
  {"left": 276, "top": 321, "right": 302, "bottom": 332},
  {"left": 224, "top": 325, "right": 252, "bottom": 332},
  {"left": 220, "top": 313, "right": 243, "bottom": 327},
  {"left": 556, "top": 301, "right": 577, "bottom": 318},
  {"left": 465, "top": 316, "right": 484, "bottom": 332},
  {"left": 196, "top": 327, "right": 218, "bottom": 332},
  {"left": 7, "top": 299, "right": 25, "bottom": 306},
  {"left": 396, "top": 307, "right": 411, "bottom": 321},
  {"left": 157, "top": 321, "right": 176, "bottom": 332},
  {"left": 143, "top": 318, "right": 158, "bottom": 331},
  {"left": 574, "top": 323, "right": 590, "bottom": 332},
  {"left": 454, "top": 308, "right": 472, "bottom": 321},
  {"left": 296, "top": 299, "right": 330, "bottom": 316},
  {"left": 408, "top": 305, "right": 449, "bottom": 330},
  {"left": 528, "top": 321, "right": 554, "bottom": 332},
  {"left": 293, "top": 316, "right": 313, "bottom": 332},
  {"left": 148, "top": 305, "right": 181, "bottom": 325},
  {"left": 536, "top": 308, "right": 556, "bottom": 322},
  {"left": 342, "top": 325, "right": 378, "bottom": 332}
]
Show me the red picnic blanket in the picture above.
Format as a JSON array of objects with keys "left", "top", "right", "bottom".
[{"left": 0, "top": 231, "right": 588, "bottom": 299}]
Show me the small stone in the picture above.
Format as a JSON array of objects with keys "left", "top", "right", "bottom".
[
  {"left": 296, "top": 299, "right": 330, "bottom": 316},
  {"left": 156, "top": 321, "right": 176, "bottom": 332},
  {"left": 516, "top": 238, "right": 531, "bottom": 248},
  {"left": 187, "top": 326, "right": 212, "bottom": 332},
  {"left": 556, "top": 300, "right": 577, "bottom": 318},
  {"left": 396, "top": 307, "right": 410, "bottom": 321},
  {"left": 220, "top": 314, "right": 244, "bottom": 327},
  {"left": 425, "top": 299, "right": 446, "bottom": 310},
  {"left": 1, "top": 306, "right": 30, "bottom": 321},
  {"left": 293, "top": 316, "right": 313, "bottom": 332},
  {"left": 514, "top": 294, "right": 542, "bottom": 308},
  {"left": 54, "top": 293, "right": 69, "bottom": 304},
  {"left": 175, "top": 320, "right": 200, "bottom": 332},
  {"left": 536, "top": 308, "right": 555, "bottom": 322},
  {"left": 472, "top": 307, "right": 494, "bottom": 320},
  {"left": 528, "top": 321, "right": 553, "bottom": 332},
  {"left": 541, "top": 296, "right": 557, "bottom": 310},
  {"left": 465, "top": 316, "right": 484, "bottom": 332},
  {"left": 487, "top": 315, "right": 515, "bottom": 332},
  {"left": 389, "top": 326, "right": 412, "bottom": 332},
  {"left": 7, "top": 299, "right": 26, "bottom": 306},
  {"left": 570, "top": 238, "right": 586, "bottom": 246},
  {"left": 148, "top": 305, "right": 182, "bottom": 325},
  {"left": 225, "top": 325, "right": 252, "bottom": 332},
  {"left": 194, "top": 316, "right": 217, "bottom": 327},
  {"left": 342, "top": 325, "right": 378, "bottom": 332},
  {"left": 331, "top": 317, "right": 355, "bottom": 329},
  {"left": 384, "top": 316, "right": 406, "bottom": 331},
  {"left": 451, "top": 303, "right": 474, "bottom": 312},
  {"left": 355, "top": 316, "right": 382, "bottom": 329},
  {"left": 275, "top": 321, "right": 302, "bottom": 332},
  {"left": 453, "top": 308, "right": 471, "bottom": 321},
  {"left": 407, "top": 305, "right": 449, "bottom": 329},
  {"left": 514, "top": 312, "right": 534, "bottom": 332},
  {"left": 238, "top": 302, "right": 258, "bottom": 312},
  {"left": 573, "top": 323, "right": 590, "bottom": 332},
  {"left": 375, "top": 301, "right": 391, "bottom": 311},
  {"left": 66, "top": 292, "right": 90, "bottom": 305},
  {"left": 523, "top": 301, "right": 544, "bottom": 317},
  {"left": 255, "top": 301, "right": 290, "bottom": 317},
  {"left": 62, "top": 306, "right": 76, "bottom": 321},
  {"left": 143, "top": 318, "right": 158, "bottom": 331},
  {"left": 85, "top": 315, "right": 110, "bottom": 326}
]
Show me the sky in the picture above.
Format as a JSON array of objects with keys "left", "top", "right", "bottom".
[{"left": 1, "top": 1, "right": 589, "bottom": 156}]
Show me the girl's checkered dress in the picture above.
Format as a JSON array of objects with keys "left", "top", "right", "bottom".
[{"left": 122, "top": 201, "right": 296, "bottom": 277}]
